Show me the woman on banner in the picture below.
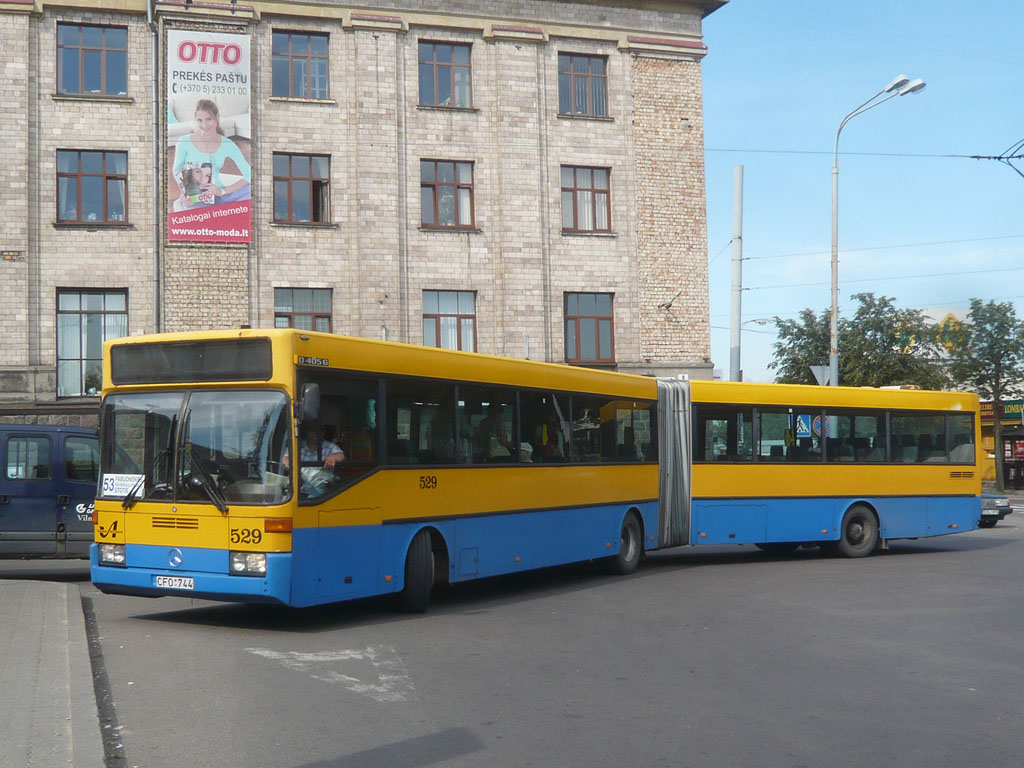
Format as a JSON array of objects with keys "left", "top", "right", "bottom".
[{"left": 172, "top": 98, "right": 251, "bottom": 209}]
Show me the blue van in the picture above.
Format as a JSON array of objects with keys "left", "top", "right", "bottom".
[{"left": 0, "top": 424, "right": 98, "bottom": 558}]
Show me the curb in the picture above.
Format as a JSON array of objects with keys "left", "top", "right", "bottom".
[{"left": 67, "top": 586, "right": 105, "bottom": 768}]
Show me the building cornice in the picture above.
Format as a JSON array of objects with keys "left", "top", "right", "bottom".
[{"left": 9, "top": 1, "right": 713, "bottom": 59}]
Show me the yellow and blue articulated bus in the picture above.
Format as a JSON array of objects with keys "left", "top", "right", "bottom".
[{"left": 90, "top": 330, "right": 981, "bottom": 610}]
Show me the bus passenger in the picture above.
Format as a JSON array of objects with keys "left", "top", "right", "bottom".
[
  {"left": 538, "top": 410, "right": 565, "bottom": 462},
  {"left": 476, "top": 402, "right": 514, "bottom": 462}
]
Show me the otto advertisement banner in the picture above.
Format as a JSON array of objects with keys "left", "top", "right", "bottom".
[{"left": 167, "top": 30, "right": 252, "bottom": 243}]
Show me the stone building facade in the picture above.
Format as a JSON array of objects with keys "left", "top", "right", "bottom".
[{"left": 0, "top": 0, "right": 722, "bottom": 423}]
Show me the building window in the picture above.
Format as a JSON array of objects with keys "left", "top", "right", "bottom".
[
  {"left": 57, "top": 290, "right": 127, "bottom": 397},
  {"left": 273, "top": 154, "right": 330, "bottom": 223},
  {"left": 272, "top": 32, "right": 329, "bottom": 99},
  {"left": 560, "top": 166, "right": 611, "bottom": 232},
  {"left": 57, "top": 150, "right": 127, "bottom": 224},
  {"left": 420, "top": 160, "right": 474, "bottom": 229},
  {"left": 423, "top": 291, "right": 476, "bottom": 352},
  {"left": 565, "top": 292, "right": 614, "bottom": 365},
  {"left": 57, "top": 23, "right": 127, "bottom": 97},
  {"left": 274, "top": 288, "right": 332, "bottom": 332},
  {"left": 418, "top": 41, "right": 472, "bottom": 108},
  {"left": 558, "top": 53, "right": 607, "bottom": 116}
]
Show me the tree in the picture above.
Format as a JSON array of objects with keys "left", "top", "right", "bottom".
[
  {"left": 767, "top": 307, "right": 830, "bottom": 385},
  {"left": 948, "top": 299, "right": 1024, "bottom": 491},
  {"left": 769, "top": 293, "right": 949, "bottom": 389},
  {"left": 839, "top": 293, "right": 949, "bottom": 390}
]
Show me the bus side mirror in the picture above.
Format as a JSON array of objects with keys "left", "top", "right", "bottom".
[{"left": 299, "top": 383, "right": 320, "bottom": 424}]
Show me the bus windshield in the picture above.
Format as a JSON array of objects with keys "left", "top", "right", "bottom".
[{"left": 99, "top": 390, "right": 292, "bottom": 506}]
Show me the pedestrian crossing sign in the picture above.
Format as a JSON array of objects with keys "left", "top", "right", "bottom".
[{"left": 795, "top": 414, "right": 811, "bottom": 438}]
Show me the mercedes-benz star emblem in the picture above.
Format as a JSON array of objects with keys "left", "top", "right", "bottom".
[{"left": 168, "top": 548, "right": 184, "bottom": 567}]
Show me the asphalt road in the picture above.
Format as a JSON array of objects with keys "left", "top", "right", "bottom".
[{"left": 5, "top": 519, "right": 1023, "bottom": 768}]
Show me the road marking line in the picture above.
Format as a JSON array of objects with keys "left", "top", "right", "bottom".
[{"left": 245, "top": 646, "right": 415, "bottom": 702}]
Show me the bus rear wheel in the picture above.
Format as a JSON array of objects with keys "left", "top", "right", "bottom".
[
  {"left": 837, "top": 505, "right": 879, "bottom": 558},
  {"left": 400, "top": 529, "right": 434, "bottom": 613},
  {"left": 607, "top": 512, "right": 642, "bottom": 575}
]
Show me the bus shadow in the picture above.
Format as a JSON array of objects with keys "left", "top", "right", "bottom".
[
  {"left": 130, "top": 529, "right": 1016, "bottom": 632},
  {"left": 291, "top": 727, "right": 483, "bottom": 768},
  {"left": 132, "top": 560, "right": 652, "bottom": 632}
]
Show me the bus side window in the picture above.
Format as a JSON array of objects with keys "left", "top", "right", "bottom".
[
  {"left": 520, "top": 391, "right": 569, "bottom": 463},
  {"left": 303, "top": 374, "right": 379, "bottom": 481},
  {"left": 458, "top": 385, "right": 516, "bottom": 465},
  {"left": 570, "top": 396, "right": 616, "bottom": 463},
  {"left": 694, "top": 405, "right": 752, "bottom": 463},
  {"left": 612, "top": 400, "right": 656, "bottom": 463},
  {"left": 948, "top": 414, "right": 975, "bottom": 464},
  {"left": 386, "top": 378, "right": 457, "bottom": 466}
]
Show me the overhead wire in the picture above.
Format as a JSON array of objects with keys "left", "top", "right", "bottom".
[
  {"left": 747, "top": 265, "right": 1024, "bottom": 292},
  {"left": 740, "top": 234, "right": 1024, "bottom": 262}
]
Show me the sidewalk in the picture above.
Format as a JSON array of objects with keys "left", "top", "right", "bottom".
[{"left": 0, "top": 581, "right": 104, "bottom": 768}]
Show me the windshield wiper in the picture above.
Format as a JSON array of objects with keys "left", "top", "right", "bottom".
[
  {"left": 122, "top": 443, "right": 174, "bottom": 510},
  {"left": 188, "top": 449, "right": 230, "bottom": 514},
  {"left": 121, "top": 473, "right": 146, "bottom": 510}
]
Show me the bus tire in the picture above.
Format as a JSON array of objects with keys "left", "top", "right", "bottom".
[
  {"left": 837, "top": 504, "right": 879, "bottom": 558},
  {"left": 607, "top": 512, "right": 642, "bottom": 575},
  {"left": 400, "top": 529, "right": 434, "bottom": 613}
]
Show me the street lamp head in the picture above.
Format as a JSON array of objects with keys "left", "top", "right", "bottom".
[
  {"left": 898, "top": 78, "right": 926, "bottom": 95},
  {"left": 884, "top": 74, "right": 911, "bottom": 93}
]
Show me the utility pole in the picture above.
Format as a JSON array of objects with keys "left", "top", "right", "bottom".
[{"left": 729, "top": 164, "right": 743, "bottom": 382}]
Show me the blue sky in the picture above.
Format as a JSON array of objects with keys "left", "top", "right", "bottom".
[{"left": 701, "top": 0, "right": 1024, "bottom": 382}]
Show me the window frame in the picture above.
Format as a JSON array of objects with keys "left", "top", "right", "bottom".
[
  {"left": 557, "top": 52, "right": 608, "bottom": 117},
  {"left": 56, "top": 149, "right": 128, "bottom": 225},
  {"left": 274, "top": 287, "right": 332, "bottom": 332},
  {"left": 422, "top": 290, "right": 476, "bottom": 352},
  {"left": 56, "top": 289, "right": 128, "bottom": 398},
  {"left": 272, "top": 153, "right": 331, "bottom": 224},
  {"left": 56, "top": 23, "right": 128, "bottom": 97},
  {"left": 271, "top": 31, "right": 329, "bottom": 100},
  {"left": 564, "top": 292, "right": 615, "bottom": 366},
  {"left": 560, "top": 165, "right": 612, "bottom": 233},
  {"left": 418, "top": 40, "right": 473, "bottom": 108},
  {"left": 420, "top": 159, "right": 475, "bottom": 230}
]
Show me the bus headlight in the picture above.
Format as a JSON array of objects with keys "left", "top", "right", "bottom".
[
  {"left": 229, "top": 551, "right": 267, "bottom": 576},
  {"left": 99, "top": 544, "right": 126, "bottom": 566}
]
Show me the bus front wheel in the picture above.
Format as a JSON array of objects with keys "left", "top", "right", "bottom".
[
  {"left": 607, "top": 512, "right": 642, "bottom": 575},
  {"left": 837, "top": 505, "right": 879, "bottom": 558},
  {"left": 400, "top": 529, "right": 434, "bottom": 613}
]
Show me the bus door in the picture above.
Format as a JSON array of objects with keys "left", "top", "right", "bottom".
[
  {"left": 0, "top": 432, "right": 58, "bottom": 556},
  {"left": 60, "top": 433, "right": 100, "bottom": 557},
  {"left": 656, "top": 378, "right": 692, "bottom": 547}
]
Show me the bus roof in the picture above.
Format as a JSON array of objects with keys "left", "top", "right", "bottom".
[
  {"left": 103, "top": 328, "right": 660, "bottom": 400},
  {"left": 691, "top": 379, "right": 978, "bottom": 412}
]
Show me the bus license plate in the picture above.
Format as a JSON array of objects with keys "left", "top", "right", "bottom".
[{"left": 155, "top": 575, "right": 194, "bottom": 590}]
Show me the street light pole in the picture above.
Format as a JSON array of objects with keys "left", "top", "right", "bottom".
[{"left": 830, "top": 75, "right": 925, "bottom": 386}]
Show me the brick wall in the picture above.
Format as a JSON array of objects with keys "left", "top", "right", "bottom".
[
  {"left": 0, "top": 0, "right": 717, "bottom": 413},
  {"left": 632, "top": 55, "right": 711, "bottom": 373},
  {"left": 0, "top": 11, "right": 31, "bottom": 373}
]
